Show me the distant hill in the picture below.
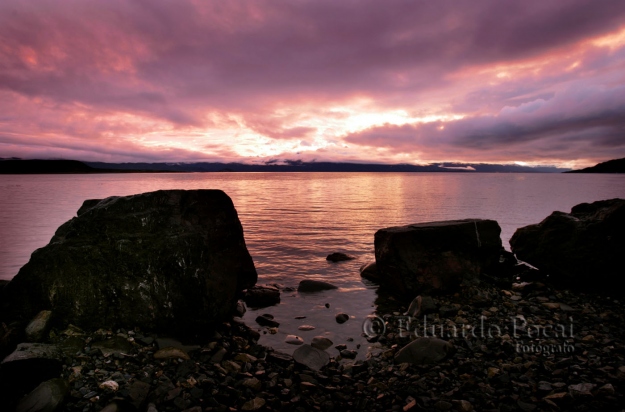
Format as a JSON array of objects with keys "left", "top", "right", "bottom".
[
  {"left": 1, "top": 158, "right": 570, "bottom": 174},
  {"left": 0, "top": 159, "right": 171, "bottom": 174},
  {"left": 566, "top": 158, "right": 625, "bottom": 173}
]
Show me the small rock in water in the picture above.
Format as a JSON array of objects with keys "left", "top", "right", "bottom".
[
  {"left": 244, "top": 285, "right": 281, "bottom": 308},
  {"left": 255, "top": 314, "right": 280, "bottom": 327},
  {"left": 298, "top": 325, "right": 315, "bottom": 331},
  {"left": 311, "top": 336, "right": 333, "bottom": 350},
  {"left": 340, "top": 349, "right": 357, "bottom": 359},
  {"left": 285, "top": 335, "right": 304, "bottom": 345},
  {"left": 294, "top": 316, "right": 307, "bottom": 319},
  {"left": 298, "top": 280, "right": 338, "bottom": 292},
  {"left": 335, "top": 313, "right": 349, "bottom": 324},
  {"left": 326, "top": 252, "right": 355, "bottom": 262}
]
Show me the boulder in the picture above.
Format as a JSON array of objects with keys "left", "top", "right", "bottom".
[
  {"left": 297, "top": 280, "right": 338, "bottom": 293},
  {"left": 394, "top": 337, "right": 455, "bottom": 365},
  {"left": 0, "top": 190, "right": 257, "bottom": 338},
  {"left": 510, "top": 199, "right": 625, "bottom": 289},
  {"left": 375, "top": 219, "right": 503, "bottom": 299},
  {"left": 244, "top": 285, "right": 281, "bottom": 308}
]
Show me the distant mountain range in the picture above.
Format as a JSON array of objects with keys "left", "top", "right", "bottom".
[
  {"left": 85, "top": 160, "right": 568, "bottom": 173},
  {"left": 0, "top": 158, "right": 572, "bottom": 174},
  {"left": 565, "top": 157, "right": 625, "bottom": 173},
  {"left": 0, "top": 159, "right": 172, "bottom": 174}
]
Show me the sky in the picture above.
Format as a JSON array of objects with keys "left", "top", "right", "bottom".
[{"left": 1, "top": 1, "right": 625, "bottom": 168}]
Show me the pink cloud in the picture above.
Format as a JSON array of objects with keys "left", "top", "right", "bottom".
[{"left": 0, "top": 0, "right": 624, "bottom": 165}]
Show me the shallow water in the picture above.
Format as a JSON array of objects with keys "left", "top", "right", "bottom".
[{"left": 1, "top": 172, "right": 624, "bottom": 356}]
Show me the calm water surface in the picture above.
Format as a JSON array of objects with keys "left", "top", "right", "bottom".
[{"left": 1, "top": 172, "right": 624, "bottom": 356}]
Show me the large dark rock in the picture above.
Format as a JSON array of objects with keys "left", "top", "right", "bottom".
[
  {"left": 374, "top": 219, "right": 502, "bottom": 299},
  {"left": 0, "top": 190, "right": 257, "bottom": 337},
  {"left": 510, "top": 199, "right": 625, "bottom": 290}
]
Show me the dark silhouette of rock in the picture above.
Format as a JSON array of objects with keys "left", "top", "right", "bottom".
[
  {"left": 394, "top": 337, "right": 455, "bottom": 365},
  {"left": 326, "top": 252, "right": 355, "bottom": 262},
  {"left": 297, "top": 280, "right": 338, "bottom": 292},
  {"left": 0, "top": 190, "right": 257, "bottom": 338},
  {"left": 244, "top": 285, "right": 281, "bottom": 308},
  {"left": 374, "top": 219, "right": 503, "bottom": 299},
  {"left": 510, "top": 199, "right": 625, "bottom": 290}
]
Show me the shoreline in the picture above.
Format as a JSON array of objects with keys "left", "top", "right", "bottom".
[{"left": 2, "top": 278, "right": 624, "bottom": 411}]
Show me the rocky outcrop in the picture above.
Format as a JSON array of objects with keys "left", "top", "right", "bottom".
[
  {"left": 0, "top": 190, "right": 257, "bottom": 337},
  {"left": 510, "top": 199, "right": 625, "bottom": 289},
  {"left": 374, "top": 219, "right": 503, "bottom": 299}
]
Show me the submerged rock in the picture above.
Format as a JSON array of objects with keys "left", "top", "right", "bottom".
[
  {"left": 1, "top": 190, "right": 257, "bottom": 338},
  {"left": 297, "top": 280, "right": 338, "bottom": 292},
  {"left": 375, "top": 219, "right": 503, "bottom": 299},
  {"left": 510, "top": 198, "right": 625, "bottom": 290}
]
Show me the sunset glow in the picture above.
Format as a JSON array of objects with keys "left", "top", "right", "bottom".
[{"left": 1, "top": 1, "right": 625, "bottom": 168}]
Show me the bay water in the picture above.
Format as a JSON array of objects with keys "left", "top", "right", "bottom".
[{"left": 1, "top": 172, "right": 624, "bottom": 356}]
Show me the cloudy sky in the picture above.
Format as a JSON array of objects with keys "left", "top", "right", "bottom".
[{"left": 1, "top": 0, "right": 625, "bottom": 168}]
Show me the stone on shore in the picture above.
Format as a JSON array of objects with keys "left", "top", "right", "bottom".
[
  {"left": 297, "top": 280, "right": 338, "bottom": 292},
  {"left": 16, "top": 378, "right": 69, "bottom": 412},
  {"left": 510, "top": 199, "right": 625, "bottom": 290},
  {"left": 0, "top": 190, "right": 257, "bottom": 338},
  {"left": 394, "top": 337, "right": 455, "bottom": 365},
  {"left": 292, "top": 344, "right": 330, "bottom": 371},
  {"left": 244, "top": 285, "right": 281, "bottom": 308},
  {"left": 0, "top": 343, "right": 64, "bottom": 407},
  {"left": 25, "top": 310, "right": 53, "bottom": 343},
  {"left": 404, "top": 295, "right": 437, "bottom": 317},
  {"left": 375, "top": 219, "right": 503, "bottom": 299},
  {"left": 326, "top": 252, "right": 355, "bottom": 262},
  {"left": 285, "top": 335, "right": 304, "bottom": 345},
  {"left": 311, "top": 336, "right": 333, "bottom": 350}
]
